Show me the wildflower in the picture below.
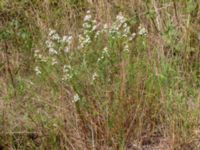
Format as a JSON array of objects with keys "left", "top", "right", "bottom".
[
  {"left": 97, "top": 57, "right": 102, "bottom": 63},
  {"left": 73, "top": 93, "right": 80, "bottom": 103},
  {"left": 34, "top": 50, "right": 40, "bottom": 57},
  {"left": 128, "top": 33, "right": 136, "bottom": 41},
  {"left": 51, "top": 58, "right": 58, "bottom": 65},
  {"left": 124, "top": 26, "right": 130, "bottom": 34},
  {"left": 62, "top": 65, "right": 72, "bottom": 80},
  {"left": 48, "top": 29, "right": 56, "bottom": 37},
  {"left": 84, "top": 14, "right": 92, "bottom": 22},
  {"left": 87, "top": 10, "right": 91, "bottom": 14},
  {"left": 102, "top": 47, "right": 109, "bottom": 56},
  {"left": 49, "top": 48, "right": 58, "bottom": 55},
  {"left": 34, "top": 66, "right": 41, "bottom": 75},
  {"left": 45, "top": 40, "right": 54, "bottom": 48},
  {"left": 62, "top": 35, "right": 68, "bottom": 42},
  {"left": 124, "top": 44, "right": 129, "bottom": 52},
  {"left": 48, "top": 29, "right": 60, "bottom": 40},
  {"left": 83, "top": 22, "right": 92, "bottom": 29},
  {"left": 51, "top": 33, "right": 60, "bottom": 41},
  {"left": 63, "top": 65, "right": 71, "bottom": 73},
  {"left": 40, "top": 57, "right": 47, "bottom": 62},
  {"left": 95, "top": 31, "right": 101, "bottom": 38},
  {"left": 92, "top": 25, "right": 97, "bottom": 31},
  {"left": 103, "top": 23, "right": 108, "bottom": 30},
  {"left": 123, "top": 23, "right": 128, "bottom": 28},
  {"left": 116, "top": 12, "right": 126, "bottom": 24},
  {"left": 92, "top": 72, "right": 98, "bottom": 81},
  {"left": 64, "top": 47, "right": 70, "bottom": 53},
  {"left": 138, "top": 25, "right": 148, "bottom": 36},
  {"left": 62, "top": 35, "right": 72, "bottom": 44}
]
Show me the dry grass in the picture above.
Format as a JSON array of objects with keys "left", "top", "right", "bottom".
[{"left": 0, "top": 0, "right": 200, "bottom": 149}]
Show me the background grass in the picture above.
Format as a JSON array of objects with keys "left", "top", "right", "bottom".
[{"left": 0, "top": 0, "right": 200, "bottom": 149}]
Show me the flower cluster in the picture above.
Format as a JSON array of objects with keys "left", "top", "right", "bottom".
[
  {"left": 78, "top": 10, "right": 98, "bottom": 49},
  {"left": 73, "top": 93, "right": 80, "bottom": 103},
  {"left": 34, "top": 11, "right": 148, "bottom": 103},
  {"left": 34, "top": 28, "right": 74, "bottom": 76},
  {"left": 62, "top": 65, "right": 72, "bottom": 81},
  {"left": 138, "top": 25, "right": 148, "bottom": 36},
  {"left": 46, "top": 29, "right": 73, "bottom": 55},
  {"left": 97, "top": 47, "right": 109, "bottom": 63}
]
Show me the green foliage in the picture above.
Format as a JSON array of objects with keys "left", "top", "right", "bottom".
[{"left": 0, "top": 0, "right": 200, "bottom": 149}]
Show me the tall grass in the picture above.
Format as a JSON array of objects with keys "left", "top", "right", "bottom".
[{"left": 0, "top": 0, "right": 200, "bottom": 149}]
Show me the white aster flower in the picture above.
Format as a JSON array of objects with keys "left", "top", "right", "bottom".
[
  {"left": 124, "top": 44, "right": 129, "bottom": 52},
  {"left": 34, "top": 66, "right": 41, "bottom": 75},
  {"left": 92, "top": 72, "right": 98, "bottom": 81},
  {"left": 51, "top": 33, "right": 60, "bottom": 41},
  {"left": 45, "top": 40, "right": 54, "bottom": 48},
  {"left": 64, "top": 47, "right": 70, "bottom": 53},
  {"left": 86, "top": 10, "right": 91, "bottom": 14},
  {"left": 138, "top": 25, "right": 148, "bottom": 35},
  {"left": 62, "top": 35, "right": 72, "bottom": 43},
  {"left": 49, "top": 48, "right": 58, "bottom": 55},
  {"left": 51, "top": 58, "right": 58, "bottom": 65},
  {"left": 84, "top": 14, "right": 92, "bottom": 22},
  {"left": 102, "top": 47, "right": 109, "bottom": 55},
  {"left": 73, "top": 93, "right": 80, "bottom": 103},
  {"left": 48, "top": 29, "right": 56, "bottom": 37},
  {"left": 116, "top": 12, "right": 126, "bottom": 24},
  {"left": 83, "top": 22, "right": 92, "bottom": 28},
  {"left": 103, "top": 23, "right": 108, "bottom": 30}
]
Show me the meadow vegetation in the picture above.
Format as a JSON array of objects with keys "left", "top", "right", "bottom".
[{"left": 0, "top": 0, "right": 200, "bottom": 149}]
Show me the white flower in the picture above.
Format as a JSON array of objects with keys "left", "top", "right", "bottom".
[
  {"left": 73, "top": 94, "right": 80, "bottom": 103},
  {"left": 48, "top": 29, "right": 56, "bottom": 37},
  {"left": 128, "top": 33, "right": 136, "bottom": 41},
  {"left": 67, "top": 36, "right": 73, "bottom": 43},
  {"left": 124, "top": 44, "right": 129, "bottom": 52},
  {"left": 48, "top": 29, "right": 61, "bottom": 41},
  {"left": 34, "top": 50, "right": 40, "bottom": 57},
  {"left": 123, "top": 23, "right": 128, "bottom": 28},
  {"left": 62, "top": 65, "right": 72, "bottom": 80},
  {"left": 63, "top": 65, "right": 71, "bottom": 73},
  {"left": 51, "top": 33, "right": 60, "bottom": 41},
  {"left": 83, "top": 22, "right": 92, "bottom": 28},
  {"left": 34, "top": 66, "right": 41, "bottom": 75},
  {"left": 132, "top": 32, "right": 136, "bottom": 37},
  {"left": 138, "top": 25, "right": 148, "bottom": 35},
  {"left": 84, "top": 14, "right": 92, "bottom": 22},
  {"left": 62, "top": 35, "right": 72, "bottom": 43},
  {"left": 86, "top": 10, "right": 91, "bottom": 14},
  {"left": 92, "top": 72, "right": 98, "bottom": 81},
  {"left": 51, "top": 58, "right": 58, "bottom": 65},
  {"left": 40, "top": 57, "right": 47, "bottom": 62},
  {"left": 103, "top": 24, "right": 108, "bottom": 30},
  {"left": 45, "top": 40, "right": 54, "bottom": 48},
  {"left": 132, "top": 32, "right": 136, "bottom": 38},
  {"left": 116, "top": 12, "right": 126, "bottom": 24},
  {"left": 102, "top": 47, "right": 109, "bottom": 56},
  {"left": 62, "top": 35, "right": 68, "bottom": 42},
  {"left": 124, "top": 26, "right": 130, "bottom": 34},
  {"left": 95, "top": 31, "right": 101, "bottom": 38},
  {"left": 97, "top": 57, "right": 101, "bottom": 63},
  {"left": 64, "top": 47, "right": 70, "bottom": 53},
  {"left": 49, "top": 48, "right": 58, "bottom": 55},
  {"left": 37, "top": 54, "right": 43, "bottom": 59},
  {"left": 92, "top": 25, "right": 97, "bottom": 31}
]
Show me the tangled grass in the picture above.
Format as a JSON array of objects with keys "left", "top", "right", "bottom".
[{"left": 0, "top": 0, "right": 200, "bottom": 149}]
